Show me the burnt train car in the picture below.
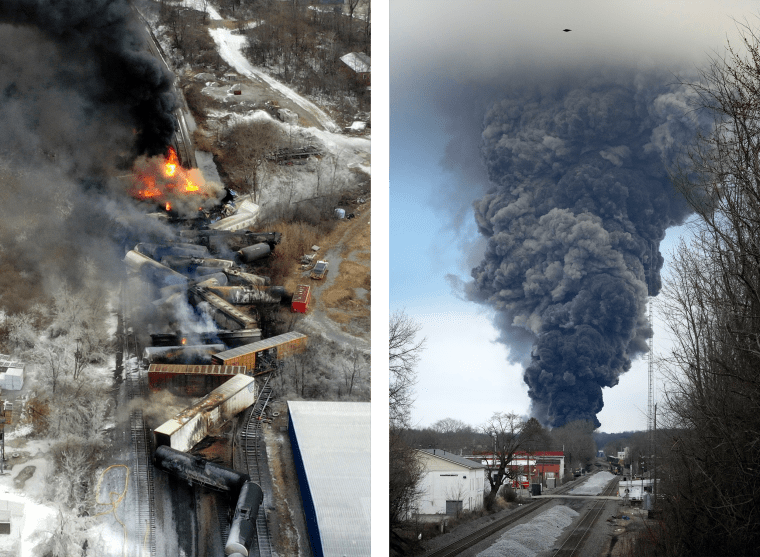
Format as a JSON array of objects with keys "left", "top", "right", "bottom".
[
  {"left": 142, "top": 344, "right": 225, "bottom": 365},
  {"left": 153, "top": 445, "right": 249, "bottom": 495},
  {"left": 225, "top": 480, "right": 264, "bottom": 556},
  {"left": 212, "top": 332, "right": 308, "bottom": 370}
]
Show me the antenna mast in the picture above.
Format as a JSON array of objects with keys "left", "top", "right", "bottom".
[{"left": 647, "top": 243, "right": 655, "bottom": 473}]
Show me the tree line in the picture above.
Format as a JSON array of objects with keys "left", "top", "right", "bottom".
[{"left": 627, "top": 24, "right": 760, "bottom": 557}]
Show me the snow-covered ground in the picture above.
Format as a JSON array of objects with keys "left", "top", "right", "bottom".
[
  {"left": 0, "top": 438, "right": 56, "bottom": 557},
  {"left": 477, "top": 505, "right": 580, "bottom": 557},
  {"left": 203, "top": 106, "right": 369, "bottom": 215},
  {"left": 569, "top": 471, "right": 617, "bottom": 495},
  {"left": 207, "top": 25, "right": 340, "bottom": 132}
]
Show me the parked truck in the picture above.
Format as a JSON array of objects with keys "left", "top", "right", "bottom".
[{"left": 310, "top": 260, "right": 328, "bottom": 279}]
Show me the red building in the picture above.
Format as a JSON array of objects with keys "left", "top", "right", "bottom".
[{"left": 481, "top": 451, "right": 565, "bottom": 488}]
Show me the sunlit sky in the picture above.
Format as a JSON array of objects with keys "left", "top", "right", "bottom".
[{"left": 389, "top": 0, "right": 755, "bottom": 433}]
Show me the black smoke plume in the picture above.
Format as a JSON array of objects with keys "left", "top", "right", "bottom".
[
  {"left": 468, "top": 71, "right": 707, "bottom": 428},
  {"left": 0, "top": 2, "right": 179, "bottom": 309},
  {"left": 1, "top": 0, "right": 176, "bottom": 156}
]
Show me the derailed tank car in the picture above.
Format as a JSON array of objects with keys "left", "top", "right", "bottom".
[
  {"left": 225, "top": 480, "right": 264, "bottom": 556},
  {"left": 153, "top": 445, "right": 249, "bottom": 495}
]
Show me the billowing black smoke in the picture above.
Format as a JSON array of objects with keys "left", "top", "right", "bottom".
[
  {"left": 468, "top": 72, "right": 706, "bottom": 428},
  {"left": 0, "top": 3, "right": 179, "bottom": 309},
  {"left": 1, "top": 0, "right": 176, "bottom": 156}
]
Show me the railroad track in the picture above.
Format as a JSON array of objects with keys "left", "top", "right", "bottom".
[
  {"left": 121, "top": 280, "right": 157, "bottom": 557},
  {"left": 423, "top": 474, "right": 613, "bottom": 557},
  {"left": 133, "top": 4, "right": 197, "bottom": 169},
  {"left": 551, "top": 477, "right": 621, "bottom": 557},
  {"left": 130, "top": 410, "right": 157, "bottom": 557},
  {"left": 240, "top": 375, "right": 274, "bottom": 557}
]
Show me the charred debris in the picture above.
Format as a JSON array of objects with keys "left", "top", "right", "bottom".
[{"left": 122, "top": 181, "right": 295, "bottom": 372}]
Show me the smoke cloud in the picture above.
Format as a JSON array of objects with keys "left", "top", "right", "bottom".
[
  {"left": 1, "top": 0, "right": 176, "bottom": 157},
  {"left": 0, "top": 1, "right": 182, "bottom": 314},
  {"left": 468, "top": 71, "right": 708, "bottom": 427}
]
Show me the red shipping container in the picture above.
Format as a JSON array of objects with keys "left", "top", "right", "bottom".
[{"left": 292, "top": 284, "right": 311, "bottom": 313}]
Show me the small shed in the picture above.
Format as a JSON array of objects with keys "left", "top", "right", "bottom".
[
  {"left": 339, "top": 52, "right": 370, "bottom": 85},
  {"left": 0, "top": 355, "right": 25, "bottom": 391},
  {"left": 415, "top": 449, "right": 486, "bottom": 518},
  {"left": 292, "top": 285, "right": 311, "bottom": 313}
]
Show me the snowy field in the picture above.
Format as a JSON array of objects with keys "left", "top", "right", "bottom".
[
  {"left": 569, "top": 471, "right": 617, "bottom": 495},
  {"left": 476, "top": 505, "right": 579, "bottom": 557}
]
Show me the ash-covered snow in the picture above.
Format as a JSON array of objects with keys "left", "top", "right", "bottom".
[
  {"left": 477, "top": 505, "right": 579, "bottom": 557},
  {"left": 569, "top": 471, "right": 616, "bottom": 495}
]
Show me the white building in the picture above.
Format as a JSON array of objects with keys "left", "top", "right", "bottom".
[
  {"left": 0, "top": 355, "right": 24, "bottom": 391},
  {"left": 414, "top": 449, "right": 485, "bottom": 518}
]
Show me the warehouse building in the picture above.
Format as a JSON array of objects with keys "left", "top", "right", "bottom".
[
  {"left": 413, "top": 449, "right": 486, "bottom": 518},
  {"left": 288, "top": 401, "right": 370, "bottom": 557}
]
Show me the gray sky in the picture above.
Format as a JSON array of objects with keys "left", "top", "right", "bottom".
[{"left": 391, "top": 0, "right": 756, "bottom": 432}]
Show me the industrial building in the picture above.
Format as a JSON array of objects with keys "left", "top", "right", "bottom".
[
  {"left": 413, "top": 449, "right": 486, "bottom": 518},
  {"left": 480, "top": 451, "right": 566, "bottom": 488},
  {"left": 153, "top": 374, "right": 257, "bottom": 452},
  {"left": 288, "top": 401, "right": 370, "bottom": 557}
]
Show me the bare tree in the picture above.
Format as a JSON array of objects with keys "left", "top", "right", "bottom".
[
  {"left": 431, "top": 417, "right": 469, "bottom": 435},
  {"left": 550, "top": 420, "right": 596, "bottom": 476},
  {"left": 389, "top": 311, "right": 426, "bottom": 538},
  {"left": 481, "top": 412, "right": 524, "bottom": 510},
  {"left": 650, "top": 23, "right": 760, "bottom": 556},
  {"left": 341, "top": 346, "right": 365, "bottom": 397},
  {"left": 389, "top": 310, "right": 425, "bottom": 429}
]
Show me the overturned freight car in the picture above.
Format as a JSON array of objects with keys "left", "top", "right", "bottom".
[
  {"left": 153, "top": 374, "right": 257, "bottom": 452},
  {"left": 211, "top": 332, "right": 308, "bottom": 370}
]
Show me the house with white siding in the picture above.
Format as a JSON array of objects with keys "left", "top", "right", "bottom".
[{"left": 413, "top": 449, "right": 485, "bottom": 519}]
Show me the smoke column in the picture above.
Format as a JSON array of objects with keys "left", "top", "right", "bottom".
[
  {"left": 468, "top": 71, "right": 705, "bottom": 427},
  {"left": 0, "top": 1, "right": 180, "bottom": 309},
  {"left": 1, "top": 0, "right": 176, "bottom": 156}
]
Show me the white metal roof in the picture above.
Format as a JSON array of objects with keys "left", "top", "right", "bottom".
[
  {"left": 339, "top": 52, "right": 370, "bottom": 73},
  {"left": 214, "top": 331, "right": 307, "bottom": 361},
  {"left": 288, "top": 401, "right": 370, "bottom": 557}
]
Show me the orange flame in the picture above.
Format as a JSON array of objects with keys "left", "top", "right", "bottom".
[
  {"left": 181, "top": 337, "right": 187, "bottom": 345},
  {"left": 166, "top": 201, "right": 172, "bottom": 212},
  {"left": 131, "top": 146, "right": 204, "bottom": 203}
]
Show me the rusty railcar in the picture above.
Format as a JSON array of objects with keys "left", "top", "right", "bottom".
[
  {"left": 147, "top": 363, "right": 248, "bottom": 395},
  {"left": 211, "top": 332, "right": 307, "bottom": 370}
]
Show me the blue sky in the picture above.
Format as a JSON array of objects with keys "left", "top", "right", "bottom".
[{"left": 389, "top": 0, "right": 754, "bottom": 433}]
